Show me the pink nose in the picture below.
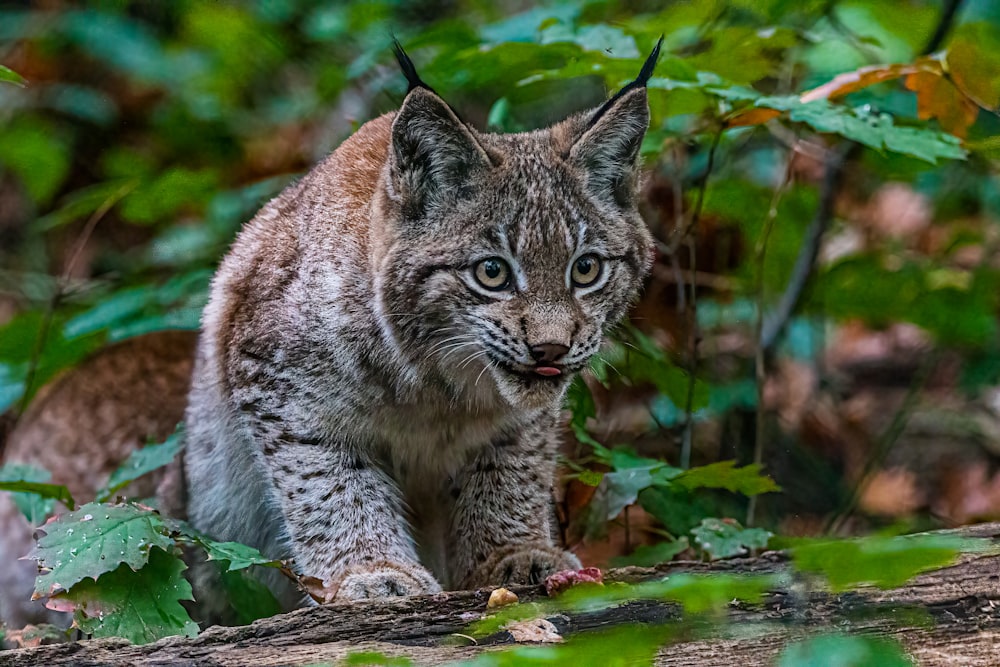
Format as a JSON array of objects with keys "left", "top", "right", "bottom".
[{"left": 529, "top": 343, "right": 569, "bottom": 364}]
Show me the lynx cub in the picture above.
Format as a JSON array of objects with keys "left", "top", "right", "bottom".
[{"left": 184, "top": 41, "right": 658, "bottom": 607}]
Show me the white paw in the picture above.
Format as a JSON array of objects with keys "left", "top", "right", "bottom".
[{"left": 335, "top": 563, "right": 442, "bottom": 601}]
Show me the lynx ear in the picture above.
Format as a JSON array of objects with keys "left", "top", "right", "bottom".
[
  {"left": 568, "top": 37, "right": 662, "bottom": 210},
  {"left": 388, "top": 42, "right": 493, "bottom": 219}
]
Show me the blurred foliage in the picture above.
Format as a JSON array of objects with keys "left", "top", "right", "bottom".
[{"left": 1, "top": 0, "right": 1000, "bottom": 652}]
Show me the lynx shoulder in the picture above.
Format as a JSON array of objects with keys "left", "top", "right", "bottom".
[{"left": 183, "top": 40, "right": 660, "bottom": 608}]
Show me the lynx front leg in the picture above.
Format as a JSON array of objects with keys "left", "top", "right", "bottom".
[
  {"left": 264, "top": 438, "right": 440, "bottom": 601},
  {"left": 449, "top": 422, "right": 580, "bottom": 590}
]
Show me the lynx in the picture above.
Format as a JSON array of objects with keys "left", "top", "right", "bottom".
[{"left": 193, "top": 40, "right": 658, "bottom": 608}]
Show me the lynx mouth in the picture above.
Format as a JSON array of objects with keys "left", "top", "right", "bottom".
[{"left": 496, "top": 361, "right": 568, "bottom": 386}]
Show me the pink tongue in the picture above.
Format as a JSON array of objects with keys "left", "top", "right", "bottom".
[{"left": 534, "top": 366, "right": 562, "bottom": 377}]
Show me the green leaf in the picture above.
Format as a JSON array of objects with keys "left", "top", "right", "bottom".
[
  {"left": 98, "top": 426, "right": 184, "bottom": 502},
  {"left": 0, "top": 310, "right": 104, "bottom": 412},
  {"left": 0, "top": 464, "right": 74, "bottom": 522},
  {"left": 595, "top": 447, "right": 682, "bottom": 520},
  {"left": 34, "top": 179, "right": 137, "bottom": 232},
  {"left": 342, "top": 651, "right": 414, "bottom": 666},
  {"left": 777, "top": 633, "right": 913, "bottom": 667},
  {"left": 691, "top": 518, "right": 772, "bottom": 560},
  {"left": 460, "top": 625, "right": 667, "bottom": 667},
  {"left": 673, "top": 461, "right": 781, "bottom": 497},
  {"left": 0, "top": 64, "right": 26, "bottom": 86},
  {"left": 610, "top": 538, "right": 689, "bottom": 568},
  {"left": 788, "top": 534, "right": 986, "bottom": 592},
  {"left": 564, "top": 375, "right": 596, "bottom": 433},
  {"left": 167, "top": 518, "right": 281, "bottom": 571},
  {"left": 0, "top": 118, "right": 72, "bottom": 205},
  {"left": 119, "top": 167, "right": 219, "bottom": 225},
  {"left": 32, "top": 502, "right": 175, "bottom": 597},
  {"left": 64, "top": 287, "right": 152, "bottom": 340},
  {"left": 55, "top": 546, "right": 198, "bottom": 644},
  {"left": 219, "top": 568, "right": 282, "bottom": 625},
  {"left": 756, "top": 97, "right": 967, "bottom": 163},
  {"left": 196, "top": 539, "right": 281, "bottom": 571},
  {"left": 557, "top": 573, "right": 775, "bottom": 615}
]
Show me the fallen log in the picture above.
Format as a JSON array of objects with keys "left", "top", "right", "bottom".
[{"left": 3, "top": 523, "right": 1000, "bottom": 666}]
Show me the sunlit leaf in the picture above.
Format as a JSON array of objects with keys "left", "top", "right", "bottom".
[{"left": 777, "top": 633, "right": 913, "bottom": 667}]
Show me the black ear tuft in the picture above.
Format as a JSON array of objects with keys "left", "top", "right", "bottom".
[
  {"left": 392, "top": 37, "right": 433, "bottom": 94},
  {"left": 634, "top": 34, "right": 663, "bottom": 88},
  {"left": 587, "top": 35, "right": 663, "bottom": 129}
]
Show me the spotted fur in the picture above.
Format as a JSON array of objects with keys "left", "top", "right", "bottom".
[{"left": 184, "top": 46, "right": 657, "bottom": 609}]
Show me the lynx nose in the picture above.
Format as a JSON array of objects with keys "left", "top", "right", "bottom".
[{"left": 529, "top": 343, "right": 570, "bottom": 364}]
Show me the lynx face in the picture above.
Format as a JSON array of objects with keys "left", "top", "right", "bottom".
[{"left": 377, "top": 83, "right": 653, "bottom": 410}]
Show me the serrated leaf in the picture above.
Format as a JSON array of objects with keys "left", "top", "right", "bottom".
[
  {"left": 674, "top": 461, "right": 780, "bottom": 497},
  {"left": 197, "top": 540, "right": 281, "bottom": 571},
  {"left": 54, "top": 546, "right": 198, "bottom": 644},
  {"left": 788, "top": 534, "right": 985, "bottom": 592},
  {"left": 32, "top": 503, "right": 175, "bottom": 597},
  {"left": 98, "top": 426, "right": 184, "bottom": 502},
  {"left": 691, "top": 518, "right": 772, "bottom": 560},
  {"left": 755, "top": 97, "right": 967, "bottom": 163},
  {"left": 166, "top": 518, "right": 281, "bottom": 571},
  {"left": 0, "top": 464, "right": 73, "bottom": 522}
]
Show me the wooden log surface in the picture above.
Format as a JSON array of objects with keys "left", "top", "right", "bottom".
[{"left": 2, "top": 523, "right": 1000, "bottom": 666}]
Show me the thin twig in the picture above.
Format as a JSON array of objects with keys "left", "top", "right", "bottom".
[
  {"left": 746, "top": 152, "right": 797, "bottom": 527},
  {"left": 823, "top": 350, "right": 940, "bottom": 535},
  {"left": 12, "top": 182, "right": 134, "bottom": 422},
  {"left": 760, "top": 142, "right": 852, "bottom": 353},
  {"left": 679, "top": 127, "right": 723, "bottom": 469}
]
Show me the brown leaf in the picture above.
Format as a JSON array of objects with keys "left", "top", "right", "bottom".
[
  {"left": 800, "top": 60, "right": 939, "bottom": 103},
  {"left": 858, "top": 467, "right": 923, "bottom": 517},
  {"left": 904, "top": 71, "right": 979, "bottom": 138},
  {"left": 726, "top": 107, "right": 782, "bottom": 127}
]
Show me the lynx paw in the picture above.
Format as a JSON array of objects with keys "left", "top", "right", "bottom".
[
  {"left": 472, "top": 545, "right": 581, "bottom": 588},
  {"left": 335, "top": 562, "right": 442, "bottom": 601}
]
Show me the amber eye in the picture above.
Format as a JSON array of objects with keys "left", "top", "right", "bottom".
[
  {"left": 473, "top": 257, "right": 511, "bottom": 291},
  {"left": 571, "top": 254, "right": 602, "bottom": 287}
]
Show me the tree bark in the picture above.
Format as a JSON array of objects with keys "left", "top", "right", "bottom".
[{"left": 3, "top": 523, "right": 1000, "bottom": 666}]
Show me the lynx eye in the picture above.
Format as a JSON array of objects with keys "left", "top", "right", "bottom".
[
  {"left": 571, "top": 254, "right": 602, "bottom": 287},
  {"left": 473, "top": 257, "right": 511, "bottom": 291}
]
